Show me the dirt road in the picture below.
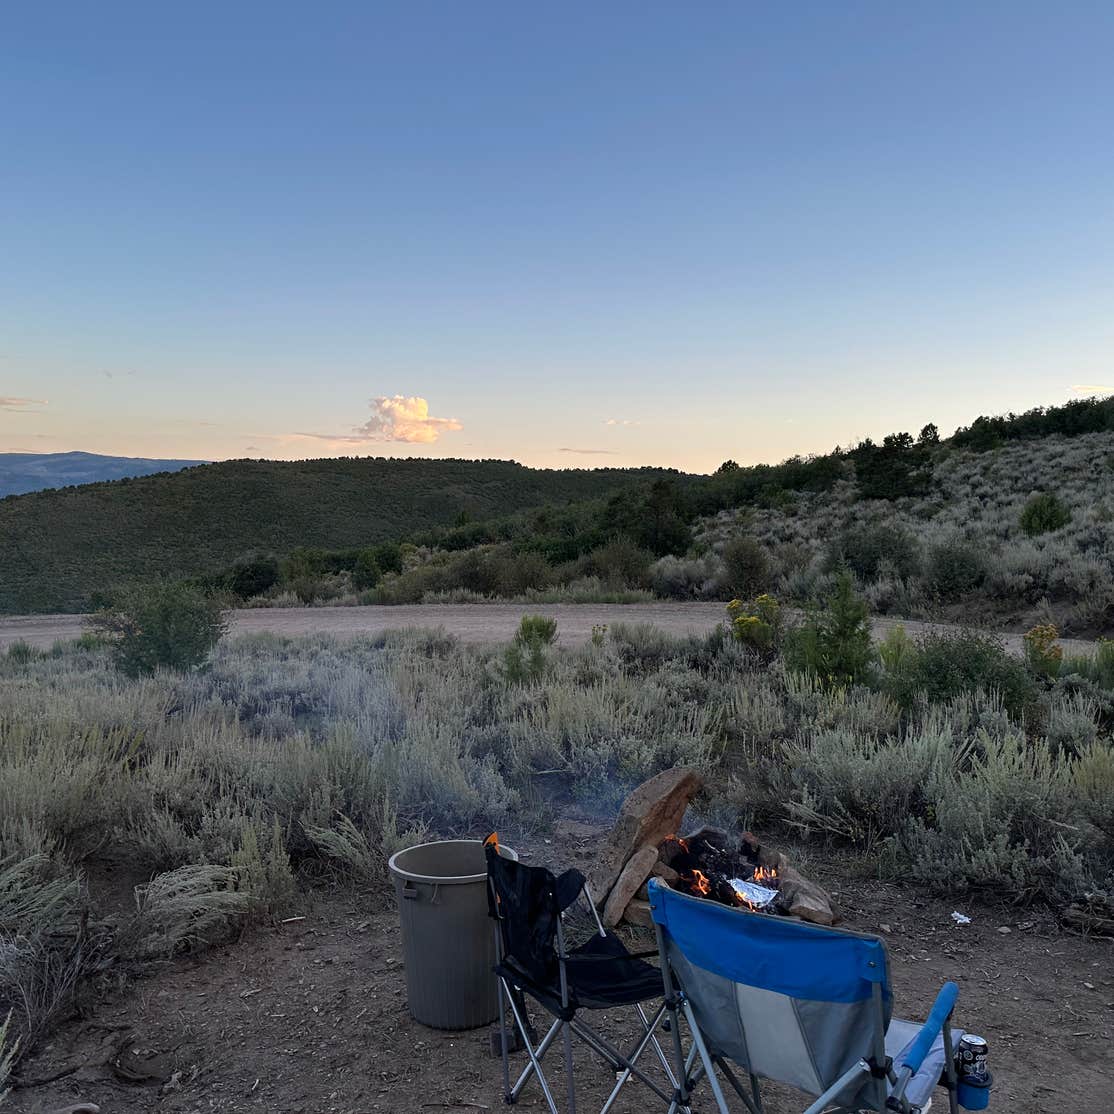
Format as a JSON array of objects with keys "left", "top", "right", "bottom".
[{"left": 0, "top": 601, "right": 1098, "bottom": 657}]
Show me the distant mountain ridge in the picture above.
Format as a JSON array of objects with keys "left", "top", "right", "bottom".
[{"left": 0, "top": 451, "right": 206, "bottom": 498}]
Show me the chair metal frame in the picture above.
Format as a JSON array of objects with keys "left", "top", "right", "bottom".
[
  {"left": 649, "top": 878, "right": 962, "bottom": 1114},
  {"left": 489, "top": 869, "right": 688, "bottom": 1114}
]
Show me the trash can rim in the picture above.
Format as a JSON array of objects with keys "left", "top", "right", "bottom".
[{"left": 387, "top": 837, "right": 518, "bottom": 885}]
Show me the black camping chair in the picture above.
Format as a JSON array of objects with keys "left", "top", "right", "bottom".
[{"left": 485, "top": 843, "right": 684, "bottom": 1114}]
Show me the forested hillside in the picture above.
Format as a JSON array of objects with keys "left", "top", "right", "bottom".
[{"left": 0, "top": 457, "right": 674, "bottom": 612}]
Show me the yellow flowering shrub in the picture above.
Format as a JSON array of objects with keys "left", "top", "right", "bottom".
[
  {"left": 726, "top": 593, "right": 781, "bottom": 652},
  {"left": 1023, "top": 622, "right": 1062, "bottom": 678}
]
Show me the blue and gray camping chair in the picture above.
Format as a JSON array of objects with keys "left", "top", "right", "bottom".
[{"left": 649, "top": 878, "right": 972, "bottom": 1114}]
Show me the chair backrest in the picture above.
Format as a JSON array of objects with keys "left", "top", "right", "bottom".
[
  {"left": 649, "top": 878, "right": 892, "bottom": 1105},
  {"left": 485, "top": 847, "right": 562, "bottom": 985}
]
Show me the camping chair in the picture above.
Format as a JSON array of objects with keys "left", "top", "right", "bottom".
[
  {"left": 485, "top": 844, "right": 685, "bottom": 1114},
  {"left": 649, "top": 878, "right": 968, "bottom": 1114}
]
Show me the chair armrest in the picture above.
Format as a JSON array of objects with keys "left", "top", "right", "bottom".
[{"left": 898, "top": 981, "right": 959, "bottom": 1077}]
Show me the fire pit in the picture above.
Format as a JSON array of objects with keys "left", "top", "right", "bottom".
[
  {"left": 661, "top": 830, "right": 781, "bottom": 913},
  {"left": 589, "top": 768, "right": 839, "bottom": 929}
]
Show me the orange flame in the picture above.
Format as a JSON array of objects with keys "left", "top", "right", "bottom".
[
  {"left": 484, "top": 832, "right": 500, "bottom": 852},
  {"left": 689, "top": 869, "right": 711, "bottom": 896},
  {"left": 662, "top": 834, "right": 689, "bottom": 852}
]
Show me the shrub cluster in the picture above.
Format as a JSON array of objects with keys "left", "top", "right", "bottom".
[
  {"left": 2, "top": 607, "right": 1112, "bottom": 1065},
  {"left": 1019, "top": 492, "right": 1072, "bottom": 536},
  {"left": 91, "top": 581, "right": 228, "bottom": 676}
]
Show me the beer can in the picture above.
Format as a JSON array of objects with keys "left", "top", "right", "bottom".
[{"left": 958, "top": 1034, "right": 989, "bottom": 1081}]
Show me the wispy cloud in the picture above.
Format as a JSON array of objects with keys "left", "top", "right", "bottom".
[
  {"left": 292, "top": 395, "right": 464, "bottom": 447},
  {"left": 558, "top": 447, "right": 620, "bottom": 455},
  {"left": 604, "top": 418, "right": 640, "bottom": 427},
  {"left": 100, "top": 370, "right": 138, "bottom": 380},
  {"left": 0, "top": 396, "right": 47, "bottom": 411},
  {"left": 1071, "top": 384, "right": 1112, "bottom": 395}
]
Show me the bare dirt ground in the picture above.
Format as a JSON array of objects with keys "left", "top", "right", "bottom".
[
  {"left": 0, "top": 603, "right": 1099, "bottom": 658},
  {"left": 10, "top": 820, "right": 1112, "bottom": 1114}
]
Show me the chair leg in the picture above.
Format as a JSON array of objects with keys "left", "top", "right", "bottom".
[
  {"left": 716, "top": 1056, "right": 763, "bottom": 1114},
  {"left": 576, "top": 1016, "right": 675, "bottom": 1110},
  {"left": 562, "top": 1020, "right": 577, "bottom": 1114},
  {"left": 682, "top": 999, "right": 733, "bottom": 1114},
  {"left": 496, "top": 975, "right": 512, "bottom": 1100},
  {"left": 666, "top": 1010, "right": 693, "bottom": 1109},
  {"left": 502, "top": 982, "right": 560, "bottom": 1113},
  {"left": 749, "top": 1071, "right": 765, "bottom": 1114},
  {"left": 637, "top": 1001, "right": 680, "bottom": 1089}
]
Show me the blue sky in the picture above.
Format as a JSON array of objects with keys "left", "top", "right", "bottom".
[{"left": 2, "top": 2, "right": 1113, "bottom": 471}]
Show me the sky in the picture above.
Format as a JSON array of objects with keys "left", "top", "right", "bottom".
[{"left": 2, "top": 2, "right": 1113, "bottom": 473}]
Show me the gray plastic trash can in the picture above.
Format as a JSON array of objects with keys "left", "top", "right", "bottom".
[{"left": 388, "top": 838, "right": 518, "bottom": 1030}]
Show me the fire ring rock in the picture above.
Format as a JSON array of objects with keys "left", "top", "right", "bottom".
[
  {"left": 589, "top": 766, "right": 702, "bottom": 908},
  {"left": 602, "top": 844, "right": 660, "bottom": 928}
]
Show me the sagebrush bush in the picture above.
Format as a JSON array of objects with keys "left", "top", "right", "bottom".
[
  {"left": 649, "top": 553, "right": 722, "bottom": 599},
  {"left": 886, "top": 630, "right": 1037, "bottom": 718},
  {"left": 719, "top": 536, "right": 773, "bottom": 598},
  {"left": 823, "top": 524, "right": 920, "bottom": 581},
  {"left": 0, "top": 1009, "right": 16, "bottom": 1100},
  {"left": 781, "top": 726, "right": 952, "bottom": 846},
  {"left": 901, "top": 731, "right": 1090, "bottom": 902},
  {"left": 92, "top": 581, "right": 228, "bottom": 677},
  {"left": 130, "top": 865, "right": 253, "bottom": 958},
  {"left": 587, "top": 536, "right": 654, "bottom": 588},
  {"left": 925, "top": 538, "right": 987, "bottom": 598},
  {"left": 1074, "top": 742, "right": 1114, "bottom": 838},
  {"left": 1020, "top": 491, "right": 1072, "bottom": 536}
]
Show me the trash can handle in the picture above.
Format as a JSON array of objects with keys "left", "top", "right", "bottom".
[{"left": 402, "top": 882, "right": 419, "bottom": 900}]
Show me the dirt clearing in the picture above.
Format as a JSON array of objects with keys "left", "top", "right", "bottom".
[{"left": 10, "top": 822, "right": 1112, "bottom": 1114}]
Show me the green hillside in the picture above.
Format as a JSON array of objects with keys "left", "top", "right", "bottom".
[{"left": 0, "top": 457, "right": 675, "bottom": 612}]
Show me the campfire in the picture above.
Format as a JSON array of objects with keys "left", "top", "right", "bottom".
[
  {"left": 589, "top": 768, "right": 839, "bottom": 930},
  {"left": 662, "top": 832, "right": 781, "bottom": 913}
]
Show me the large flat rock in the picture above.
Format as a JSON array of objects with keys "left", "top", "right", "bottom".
[{"left": 589, "top": 766, "right": 702, "bottom": 906}]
